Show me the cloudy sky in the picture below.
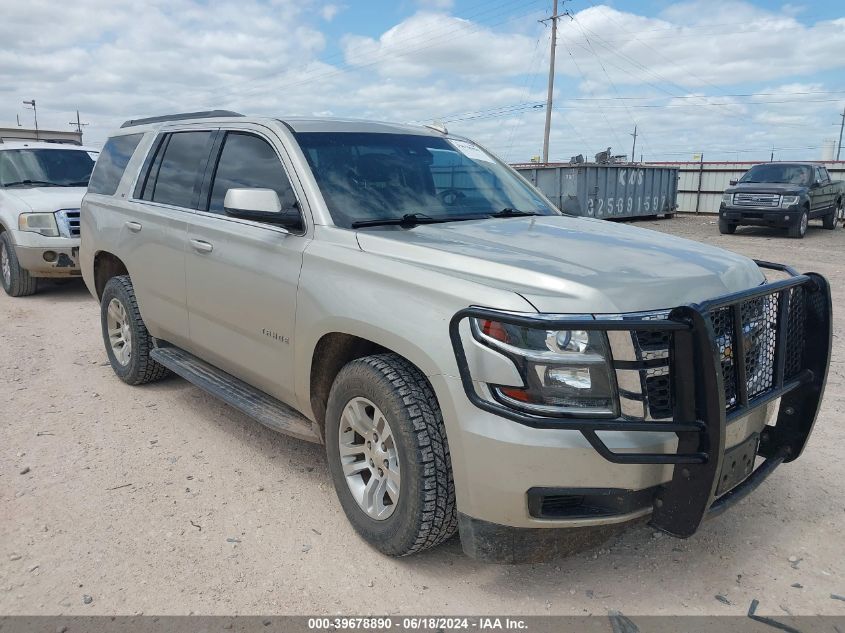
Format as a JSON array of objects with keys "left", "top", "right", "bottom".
[{"left": 1, "top": 0, "right": 844, "bottom": 162}]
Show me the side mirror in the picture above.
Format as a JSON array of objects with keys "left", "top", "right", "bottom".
[
  {"left": 810, "top": 181, "right": 820, "bottom": 189},
  {"left": 224, "top": 188, "right": 283, "bottom": 220},
  {"left": 729, "top": 179, "right": 737, "bottom": 186}
]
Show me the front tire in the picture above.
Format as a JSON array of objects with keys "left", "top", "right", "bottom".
[
  {"left": 0, "top": 232, "right": 37, "bottom": 297},
  {"left": 325, "top": 353, "right": 457, "bottom": 556},
  {"left": 788, "top": 209, "right": 809, "bottom": 239},
  {"left": 718, "top": 219, "right": 736, "bottom": 235},
  {"left": 100, "top": 275, "right": 169, "bottom": 385}
]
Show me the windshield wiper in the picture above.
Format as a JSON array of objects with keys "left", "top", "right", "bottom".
[
  {"left": 61, "top": 180, "right": 90, "bottom": 187},
  {"left": 490, "top": 208, "right": 542, "bottom": 218},
  {"left": 352, "top": 212, "right": 482, "bottom": 229},
  {"left": 2, "top": 180, "right": 59, "bottom": 188}
]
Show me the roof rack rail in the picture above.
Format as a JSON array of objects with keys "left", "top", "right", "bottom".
[{"left": 120, "top": 110, "right": 244, "bottom": 128}]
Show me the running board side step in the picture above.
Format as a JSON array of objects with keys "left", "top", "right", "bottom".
[{"left": 151, "top": 346, "right": 322, "bottom": 444}]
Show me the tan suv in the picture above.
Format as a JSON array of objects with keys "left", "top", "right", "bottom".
[{"left": 81, "top": 111, "right": 831, "bottom": 562}]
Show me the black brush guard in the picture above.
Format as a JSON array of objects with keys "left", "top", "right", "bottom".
[{"left": 449, "top": 261, "right": 831, "bottom": 538}]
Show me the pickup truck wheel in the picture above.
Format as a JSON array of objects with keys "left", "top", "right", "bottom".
[
  {"left": 718, "top": 219, "right": 736, "bottom": 235},
  {"left": 100, "top": 275, "right": 170, "bottom": 385},
  {"left": 325, "top": 353, "right": 457, "bottom": 556},
  {"left": 0, "top": 233, "right": 38, "bottom": 297},
  {"left": 788, "top": 209, "right": 808, "bottom": 239},
  {"left": 822, "top": 206, "right": 839, "bottom": 230}
]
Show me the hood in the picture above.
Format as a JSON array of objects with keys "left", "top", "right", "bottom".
[
  {"left": 726, "top": 182, "right": 806, "bottom": 196},
  {"left": 355, "top": 215, "right": 765, "bottom": 314},
  {"left": 2, "top": 187, "right": 87, "bottom": 213}
]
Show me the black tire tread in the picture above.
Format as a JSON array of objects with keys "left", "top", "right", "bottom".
[
  {"left": 102, "top": 275, "right": 170, "bottom": 385},
  {"left": 0, "top": 232, "right": 37, "bottom": 297},
  {"left": 788, "top": 209, "right": 808, "bottom": 239},
  {"left": 330, "top": 353, "right": 458, "bottom": 555},
  {"left": 823, "top": 206, "right": 838, "bottom": 230}
]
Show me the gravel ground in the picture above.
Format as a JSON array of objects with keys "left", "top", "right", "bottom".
[{"left": 1, "top": 214, "right": 844, "bottom": 616}]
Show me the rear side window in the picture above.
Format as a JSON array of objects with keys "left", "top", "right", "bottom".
[
  {"left": 144, "top": 131, "right": 214, "bottom": 208},
  {"left": 88, "top": 133, "right": 143, "bottom": 195},
  {"left": 207, "top": 132, "right": 298, "bottom": 220}
]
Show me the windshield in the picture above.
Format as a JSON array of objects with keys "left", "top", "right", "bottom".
[
  {"left": 0, "top": 149, "right": 96, "bottom": 187},
  {"left": 294, "top": 132, "right": 558, "bottom": 228},
  {"left": 739, "top": 164, "right": 811, "bottom": 186}
]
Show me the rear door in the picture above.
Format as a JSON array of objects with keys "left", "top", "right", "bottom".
[
  {"left": 819, "top": 167, "right": 835, "bottom": 212},
  {"left": 123, "top": 128, "right": 217, "bottom": 347},
  {"left": 182, "top": 123, "right": 310, "bottom": 406},
  {"left": 812, "top": 166, "right": 831, "bottom": 216}
]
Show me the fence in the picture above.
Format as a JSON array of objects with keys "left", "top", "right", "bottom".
[{"left": 643, "top": 161, "right": 845, "bottom": 214}]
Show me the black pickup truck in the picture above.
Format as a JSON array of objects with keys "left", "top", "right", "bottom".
[{"left": 719, "top": 162, "right": 844, "bottom": 238}]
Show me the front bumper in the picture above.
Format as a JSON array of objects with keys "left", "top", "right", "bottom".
[
  {"left": 445, "top": 261, "right": 831, "bottom": 561},
  {"left": 721, "top": 204, "right": 802, "bottom": 228},
  {"left": 11, "top": 230, "right": 80, "bottom": 276}
]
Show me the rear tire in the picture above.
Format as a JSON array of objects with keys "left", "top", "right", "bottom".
[
  {"left": 325, "top": 353, "right": 457, "bottom": 556},
  {"left": 100, "top": 275, "right": 170, "bottom": 385},
  {"left": 718, "top": 219, "right": 736, "bottom": 235},
  {"left": 823, "top": 206, "right": 839, "bottom": 230},
  {"left": 0, "top": 232, "right": 38, "bottom": 297},
  {"left": 788, "top": 209, "right": 809, "bottom": 239}
]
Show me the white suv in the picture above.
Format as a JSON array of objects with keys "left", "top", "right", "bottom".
[{"left": 0, "top": 141, "right": 99, "bottom": 296}]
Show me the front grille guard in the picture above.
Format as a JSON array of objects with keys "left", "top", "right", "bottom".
[{"left": 448, "top": 261, "right": 831, "bottom": 537}]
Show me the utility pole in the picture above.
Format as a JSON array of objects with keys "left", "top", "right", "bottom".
[
  {"left": 69, "top": 110, "right": 89, "bottom": 139},
  {"left": 837, "top": 105, "right": 844, "bottom": 161},
  {"left": 630, "top": 125, "right": 638, "bottom": 163},
  {"left": 22, "top": 99, "right": 38, "bottom": 140},
  {"left": 541, "top": 1, "right": 571, "bottom": 163},
  {"left": 541, "top": 0, "right": 559, "bottom": 164}
]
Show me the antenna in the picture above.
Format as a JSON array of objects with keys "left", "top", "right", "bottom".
[
  {"left": 69, "top": 110, "right": 89, "bottom": 139},
  {"left": 22, "top": 99, "right": 38, "bottom": 140}
]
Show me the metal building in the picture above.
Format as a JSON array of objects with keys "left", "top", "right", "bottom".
[{"left": 513, "top": 163, "right": 679, "bottom": 219}]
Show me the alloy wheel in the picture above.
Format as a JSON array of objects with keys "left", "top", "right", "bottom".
[
  {"left": 106, "top": 298, "right": 132, "bottom": 366},
  {"left": 338, "top": 396, "right": 401, "bottom": 520},
  {"left": 0, "top": 242, "right": 10, "bottom": 288}
]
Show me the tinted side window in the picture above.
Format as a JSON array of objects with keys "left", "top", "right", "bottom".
[
  {"left": 820, "top": 167, "right": 831, "bottom": 183},
  {"left": 88, "top": 133, "right": 143, "bottom": 195},
  {"left": 208, "top": 133, "right": 300, "bottom": 228},
  {"left": 150, "top": 131, "right": 214, "bottom": 208}
]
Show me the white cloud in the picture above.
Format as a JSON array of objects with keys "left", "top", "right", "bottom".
[
  {"left": 321, "top": 4, "right": 343, "bottom": 21},
  {"left": 341, "top": 11, "right": 537, "bottom": 79}
]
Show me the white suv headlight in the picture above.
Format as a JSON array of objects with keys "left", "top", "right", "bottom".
[
  {"left": 722, "top": 193, "right": 733, "bottom": 205},
  {"left": 18, "top": 212, "right": 59, "bottom": 237},
  {"left": 781, "top": 196, "right": 800, "bottom": 208},
  {"left": 471, "top": 318, "right": 618, "bottom": 417}
]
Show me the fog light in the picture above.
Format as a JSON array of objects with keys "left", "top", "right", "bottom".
[
  {"left": 784, "top": 215, "right": 790, "bottom": 221},
  {"left": 43, "top": 251, "right": 57, "bottom": 262}
]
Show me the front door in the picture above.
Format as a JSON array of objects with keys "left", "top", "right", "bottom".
[{"left": 183, "top": 127, "right": 309, "bottom": 406}]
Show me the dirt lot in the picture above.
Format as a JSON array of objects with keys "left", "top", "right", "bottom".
[{"left": 1, "top": 215, "right": 844, "bottom": 616}]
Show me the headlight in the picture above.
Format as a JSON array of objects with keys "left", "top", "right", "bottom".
[
  {"left": 721, "top": 193, "right": 733, "bottom": 205},
  {"left": 472, "top": 318, "right": 618, "bottom": 417},
  {"left": 18, "top": 213, "right": 59, "bottom": 237},
  {"left": 781, "top": 196, "right": 800, "bottom": 208}
]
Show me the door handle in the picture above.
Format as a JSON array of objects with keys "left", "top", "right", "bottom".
[
  {"left": 125, "top": 221, "right": 142, "bottom": 232},
  {"left": 190, "top": 239, "right": 214, "bottom": 253}
]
